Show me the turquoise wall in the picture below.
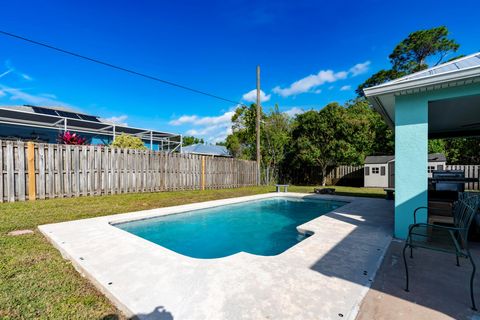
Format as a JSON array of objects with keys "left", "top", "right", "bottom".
[
  {"left": 393, "top": 82, "right": 480, "bottom": 239},
  {"left": 394, "top": 95, "right": 428, "bottom": 239}
]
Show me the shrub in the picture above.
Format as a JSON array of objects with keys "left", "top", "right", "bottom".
[
  {"left": 111, "top": 133, "right": 147, "bottom": 150},
  {"left": 59, "top": 131, "right": 87, "bottom": 145}
]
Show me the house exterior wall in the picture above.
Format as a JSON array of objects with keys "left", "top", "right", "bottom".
[
  {"left": 395, "top": 94, "right": 429, "bottom": 239},
  {"left": 364, "top": 163, "right": 390, "bottom": 188}
]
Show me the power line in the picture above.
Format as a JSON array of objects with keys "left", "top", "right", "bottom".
[{"left": 0, "top": 29, "right": 245, "bottom": 106}]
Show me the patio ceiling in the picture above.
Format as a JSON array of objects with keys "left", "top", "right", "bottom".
[{"left": 364, "top": 52, "right": 480, "bottom": 138}]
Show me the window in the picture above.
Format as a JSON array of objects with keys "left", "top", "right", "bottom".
[
  {"left": 372, "top": 167, "right": 380, "bottom": 174},
  {"left": 428, "top": 166, "right": 435, "bottom": 173}
]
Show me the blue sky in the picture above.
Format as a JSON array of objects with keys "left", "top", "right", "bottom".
[{"left": 1, "top": 0, "right": 479, "bottom": 142}]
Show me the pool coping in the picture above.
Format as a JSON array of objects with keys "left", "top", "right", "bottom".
[{"left": 39, "top": 192, "right": 393, "bottom": 320}]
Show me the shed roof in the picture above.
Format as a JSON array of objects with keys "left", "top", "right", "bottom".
[
  {"left": 365, "top": 153, "right": 446, "bottom": 164},
  {"left": 181, "top": 144, "right": 231, "bottom": 157},
  {"left": 365, "top": 155, "right": 395, "bottom": 164},
  {"left": 428, "top": 153, "right": 447, "bottom": 162}
]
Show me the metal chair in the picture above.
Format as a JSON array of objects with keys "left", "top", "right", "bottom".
[{"left": 403, "top": 194, "right": 480, "bottom": 311}]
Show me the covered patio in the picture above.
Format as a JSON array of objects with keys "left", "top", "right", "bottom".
[
  {"left": 365, "top": 52, "right": 480, "bottom": 239},
  {"left": 361, "top": 53, "right": 480, "bottom": 319}
]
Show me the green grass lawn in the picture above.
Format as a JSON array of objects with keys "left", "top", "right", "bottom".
[{"left": 0, "top": 185, "right": 384, "bottom": 319}]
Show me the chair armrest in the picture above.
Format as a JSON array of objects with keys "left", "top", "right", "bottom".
[
  {"left": 413, "top": 206, "right": 428, "bottom": 224},
  {"left": 409, "top": 222, "right": 461, "bottom": 233}
]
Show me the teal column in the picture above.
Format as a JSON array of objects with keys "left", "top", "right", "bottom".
[{"left": 394, "top": 94, "right": 428, "bottom": 239}]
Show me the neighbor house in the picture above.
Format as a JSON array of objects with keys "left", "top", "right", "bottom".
[
  {"left": 364, "top": 153, "right": 446, "bottom": 188},
  {"left": 0, "top": 105, "right": 182, "bottom": 151},
  {"left": 181, "top": 143, "right": 231, "bottom": 157}
]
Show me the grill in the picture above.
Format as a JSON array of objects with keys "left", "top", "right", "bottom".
[{"left": 431, "top": 170, "right": 466, "bottom": 192}]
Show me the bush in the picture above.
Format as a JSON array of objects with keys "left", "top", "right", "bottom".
[
  {"left": 111, "top": 133, "right": 147, "bottom": 150},
  {"left": 59, "top": 131, "right": 87, "bottom": 145}
]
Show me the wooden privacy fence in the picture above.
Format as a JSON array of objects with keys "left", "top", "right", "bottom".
[
  {"left": 0, "top": 140, "right": 257, "bottom": 202},
  {"left": 326, "top": 164, "right": 480, "bottom": 190},
  {"left": 285, "top": 165, "right": 364, "bottom": 186},
  {"left": 446, "top": 165, "right": 480, "bottom": 190},
  {"left": 325, "top": 165, "right": 364, "bottom": 186}
]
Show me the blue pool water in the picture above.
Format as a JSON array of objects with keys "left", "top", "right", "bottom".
[{"left": 115, "top": 197, "right": 346, "bottom": 259}]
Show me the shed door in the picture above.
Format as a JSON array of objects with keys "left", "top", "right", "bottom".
[{"left": 388, "top": 161, "right": 395, "bottom": 188}]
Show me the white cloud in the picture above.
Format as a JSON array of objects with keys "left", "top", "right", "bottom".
[
  {"left": 272, "top": 70, "right": 347, "bottom": 97},
  {"left": 242, "top": 89, "right": 271, "bottom": 103},
  {"left": 0, "top": 85, "right": 72, "bottom": 107},
  {"left": 21, "top": 73, "right": 33, "bottom": 81},
  {"left": 0, "top": 69, "right": 12, "bottom": 79},
  {"left": 349, "top": 61, "right": 371, "bottom": 76},
  {"left": 186, "top": 123, "right": 225, "bottom": 136},
  {"left": 170, "top": 110, "right": 235, "bottom": 143},
  {"left": 169, "top": 115, "right": 198, "bottom": 126},
  {"left": 272, "top": 60, "right": 371, "bottom": 97},
  {"left": 2, "top": 61, "right": 33, "bottom": 81},
  {"left": 100, "top": 115, "right": 128, "bottom": 126},
  {"left": 211, "top": 127, "right": 232, "bottom": 143},
  {"left": 284, "top": 107, "right": 304, "bottom": 117},
  {"left": 169, "top": 111, "right": 234, "bottom": 126},
  {"left": 340, "top": 85, "right": 351, "bottom": 91}
]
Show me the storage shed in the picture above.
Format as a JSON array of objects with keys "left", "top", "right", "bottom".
[{"left": 364, "top": 153, "right": 446, "bottom": 188}]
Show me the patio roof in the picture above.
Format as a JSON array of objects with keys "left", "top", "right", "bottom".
[{"left": 364, "top": 52, "right": 480, "bottom": 138}]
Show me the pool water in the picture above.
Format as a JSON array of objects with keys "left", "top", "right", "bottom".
[{"left": 115, "top": 197, "right": 346, "bottom": 259}]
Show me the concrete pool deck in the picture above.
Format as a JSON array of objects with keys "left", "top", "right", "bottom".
[{"left": 39, "top": 193, "right": 393, "bottom": 320}]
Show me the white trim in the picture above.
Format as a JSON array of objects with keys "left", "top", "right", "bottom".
[{"left": 364, "top": 65, "right": 480, "bottom": 97}]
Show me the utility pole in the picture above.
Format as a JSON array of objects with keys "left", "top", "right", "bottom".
[{"left": 256, "top": 65, "right": 261, "bottom": 185}]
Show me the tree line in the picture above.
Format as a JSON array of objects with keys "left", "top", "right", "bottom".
[
  {"left": 192, "top": 26, "right": 480, "bottom": 185},
  {"left": 225, "top": 99, "right": 393, "bottom": 185}
]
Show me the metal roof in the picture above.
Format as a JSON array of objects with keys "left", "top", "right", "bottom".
[
  {"left": 365, "top": 153, "right": 446, "bottom": 164},
  {"left": 364, "top": 52, "right": 480, "bottom": 98},
  {"left": 428, "top": 153, "right": 447, "bottom": 162},
  {"left": 384, "top": 53, "right": 480, "bottom": 84},
  {"left": 364, "top": 155, "right": 395, "bottom": 164},
  {"left": 181, "top": 144, "right": 231, "bottom": 157}
]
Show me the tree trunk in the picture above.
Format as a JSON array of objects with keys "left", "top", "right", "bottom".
[{"left": 321, "top": 166, "right": 327, "bottom": 186}]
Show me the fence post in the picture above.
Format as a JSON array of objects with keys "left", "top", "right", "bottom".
[
  {"left": 6, "top": 142, "right": 14, "bottom": 202},
  {"left": 201, "top": 156, "right": 205, "bottom": 191},
  {"left": 27, "top": 142, "right": 36, "bottom": 201}
]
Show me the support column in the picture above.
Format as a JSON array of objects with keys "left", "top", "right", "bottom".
[{"left": 394, "top": 94, "right": 429, "bottom": 239}]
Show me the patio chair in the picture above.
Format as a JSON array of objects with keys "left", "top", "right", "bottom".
[
  {"left": 459, "top": 192, "right": 480, "bottom": 236},
  {"left": 403, "top": 194, "right": 480, "bottom": 311}
]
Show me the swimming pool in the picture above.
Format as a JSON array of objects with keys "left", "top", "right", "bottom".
[{"left": 115, "top": 197, "right": 346, "bottom": 259}]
